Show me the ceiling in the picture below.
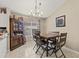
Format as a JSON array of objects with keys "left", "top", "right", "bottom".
[{"left": 0, "top": 0, "right": 65, "bottom": 17}]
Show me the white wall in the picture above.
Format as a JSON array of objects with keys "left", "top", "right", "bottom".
[
  {"left": 46, "top": 0, "right": 79, "bottom": 52},
  {"left": 0, "top": 14, "right": 8, "bottom": 27},
  {"left": 40, "top": 18, "right": 47, "bottom": 35}
]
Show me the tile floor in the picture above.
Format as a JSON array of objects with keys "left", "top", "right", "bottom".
[{"left": 5, "top": 38, "right": 79, "bottom": 58}]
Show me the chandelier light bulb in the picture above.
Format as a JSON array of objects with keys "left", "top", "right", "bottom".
[
  {"left": 31, "top": 10, "right": 33, "bottom": 12},
  {"left": 33, "top": 14, "right": 35, "bottom": 16},
  {"left": 37, "top": 10, "right": 40, "bottom": 13}
]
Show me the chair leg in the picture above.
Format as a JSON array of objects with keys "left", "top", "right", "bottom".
[
  {"left": 55, "top": 52, "right": 58, "bottom": 58},
  {"left": 60, "top": 48, "right": 66, "bottom": 58},
  {"left": 33, "top": 44, "right": 37, "bottom": 50},
  {"left": 40, "top": 50, "right": 45, "bottom": 58},
  {"left": 50, "top": 50, "right": 54, "bottom": 56},
  {"left": 35, "top": 46, "right": 40, "bottom": 53}
]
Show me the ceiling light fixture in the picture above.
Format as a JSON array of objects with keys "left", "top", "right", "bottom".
[{"left": 29, "top": 0, "right": 43, "bottom": 17}]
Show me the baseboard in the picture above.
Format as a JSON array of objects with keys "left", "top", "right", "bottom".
[{"left": 63, "top": 46, "right": 79, "bottom": 55}]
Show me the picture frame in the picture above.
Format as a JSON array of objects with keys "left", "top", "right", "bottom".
[{"left": 56, "top": 15, "right": 66, "bottom": 27}]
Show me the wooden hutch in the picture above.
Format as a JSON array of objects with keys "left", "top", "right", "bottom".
[{"left": 10, "top": 15, "right": 26, "bottom": 51}]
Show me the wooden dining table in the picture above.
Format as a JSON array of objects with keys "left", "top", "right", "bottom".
[{"left": 40, "top": 32, "right": 59, "bottom": 57}]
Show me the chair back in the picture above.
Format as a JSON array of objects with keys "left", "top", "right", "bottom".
[
  {"left": 33, "top": 33, "right": 37, "bottom": 41},
  {"left": 35, "top": 31, "right": 40, "bottom": 36},
  {"left": 59, "top": 33, "right": 67, "bottom": 47},
  {"left": 32, "top": 30, "right": 40, "bottom": 41},
  {"left": 48, "top": 32, "right": 60, "bottom": 44}
]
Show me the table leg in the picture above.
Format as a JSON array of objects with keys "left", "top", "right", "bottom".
[{"left": 46, "top": 38, "right": 48, "bottom": 57}]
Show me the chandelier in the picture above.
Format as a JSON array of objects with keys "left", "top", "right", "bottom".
[{"left": 29, "top": 0, "right": 43, "bottom": 16}]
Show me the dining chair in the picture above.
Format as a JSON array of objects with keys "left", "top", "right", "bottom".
[
  {"left": 51, "top": 33, "right": 67, "bottom": 58},
  {"left": 32, "top": 33, "right": 37, "bottom": 49},
  {"left": 32, "top": 32, "right": 47, "bottom": 54},
  {"left": 32, "top": 30, "right": 40, "bottom": 49}
]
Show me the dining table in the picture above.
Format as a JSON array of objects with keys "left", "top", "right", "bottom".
[{"left": 40, "top": 32, "right": 59, "bottom": 57}]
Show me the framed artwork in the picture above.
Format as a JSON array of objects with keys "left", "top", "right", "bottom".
[{"left": 56, "top": 15, "right": 66, "bottom": 27}]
